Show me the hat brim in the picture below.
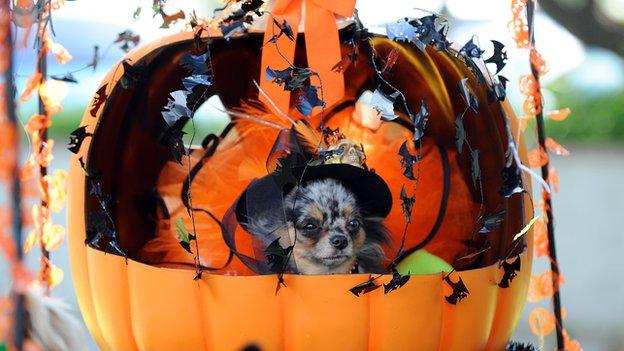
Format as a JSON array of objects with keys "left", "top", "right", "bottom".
[{"left": 235, "top": 164, "right": 393, "bottom": 225}]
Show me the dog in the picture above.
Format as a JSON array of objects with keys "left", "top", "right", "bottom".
[{"left": 245, "top": 178, "right": 391, "bottom": 274}]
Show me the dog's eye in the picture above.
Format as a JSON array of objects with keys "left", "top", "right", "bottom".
[
  {"left": 303, "top": 223, "right": 317, "bottom": 230},
  {"left": 347, "top": 219, "right": 361, "bottom": 230}
]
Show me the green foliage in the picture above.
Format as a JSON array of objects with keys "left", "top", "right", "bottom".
[{"left": 544, "top": 78, "right": 624, "bottom": 143}]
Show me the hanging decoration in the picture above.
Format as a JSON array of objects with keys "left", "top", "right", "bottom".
[
  {"left": 510, "top": 0, "right": 581, "bottom": 350},
  {"left": 17, "top": 0, "right": 69, "bottom": 292}
]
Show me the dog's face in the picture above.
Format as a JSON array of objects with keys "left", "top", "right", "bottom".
[{"left": 280, "top": 179, "right": 376, "bottom": 274}]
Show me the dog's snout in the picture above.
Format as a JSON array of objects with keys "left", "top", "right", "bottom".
[{"left": 329, "top": 235, "right": 348, "bottom": 250}]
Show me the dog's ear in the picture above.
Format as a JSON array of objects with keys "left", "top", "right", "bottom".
[
  {"left": 363, "top": 218, "right": 392, "bottom": 246},
  {"left": 357, "top": 241, "right": 386, "bottom": 273}
]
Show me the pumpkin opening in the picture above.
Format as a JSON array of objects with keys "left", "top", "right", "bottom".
[{"left": 80, "top": 27, "right": 529, "bottom": 276}]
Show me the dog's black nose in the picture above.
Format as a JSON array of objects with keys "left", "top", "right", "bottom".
[{"left": 330, "top": 235, "right": 348, "bottom": 250}]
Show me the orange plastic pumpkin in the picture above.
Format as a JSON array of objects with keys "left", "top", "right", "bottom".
[{"left": 67, "top": 26, "right": 534, "bottom": 351}]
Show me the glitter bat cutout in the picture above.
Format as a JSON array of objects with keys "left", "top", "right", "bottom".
[
  {"left": 50, "top": 73, "right": 77, "bottom": 83},
  {"left": 460, "top": 38, "right": 483, "bottom": 59},
  {"left": 221, "top": 21, "right": 247, "bottom": 39},
  {"left": 265, "top": 238, "right": 294, "bottom": 274},
  {"left": 68, "top": 126, "right": 93, "bottom": 154},
  {"left": 478, "top": 209, "right": 506, "bottom": 234},
  {"left": 161, "top": 123, "right": 187, "bottom": 164},
  {"left": 350, "top": 276, "right": 381, "bottom": 296},
  {"left": 370, "top": 88, "right": 399, "bottom": 121},
  {"left": 265, "top": 66, "right": 315, "bottom": 91},
  {"left": 471, "top": 149, "right": 481, "bottom": 187},
  {"left": 161, "top": 90, "right": 192, "bottom": 127},
  {"left": 485, "top": 40, "right": 508, "bottom": 74},
  {"left": 411, "top": 100, "right": 429, "bottom": 141},
  {"left": 160, "top": 9, "right": 185, "bottom": 29},
  {"left": 87, "top": 178, "right": 125, "bottom": 256},
  {"left": 455, "top": 115, "right": 466, "bottom": 154},
  {"left": 498, "top": 256, "right": 521, "bottom": 288},
  {"left": 182, "top": 74, "right": 212, "bottom": 92},
  {"left": 400, "top": 185, "right": 415, "bottom": 224},
  {"left": 114, "top": 30, "right": 140, "bottom": 52},
  {"left": 296, "top": 86, "right": 325, "bottom": 117},
  {"left": 492, "top": 75, "right": 509, "bottom": 101},
  {"left": 267, "top": 18, "right": 294, "bottom": 43},
  {"left": 120, "top": 60, "right": 148, "bottom": 89},
  {"left": 386, "top": 19, "right": 417, "bottom": 42},
  {"left": 444, "top": 275, "right": 470, "bottom": 305},
  {"left": 398, "top": 141, "right": 421, "bottom": 180},
  {"left": 174, "top": 218, "right": 196, "bottom": 254},
  {"left": 89, "top": 84, "right": 108, "bottom": 117},
  {"left": 499, "top": 159, "right": 524, "bottom": 198},
  {"left": 459, "top": 78, "right": 479, "bottom": 114},
  {"left": 384, "top": 268, "right": 411, "bottom": 294},
  {"left": 181, "top": 52, "right": 209, "bottom": 75},
  {"left": 411, "top": 15, "right": 448, "bottom": 51}
]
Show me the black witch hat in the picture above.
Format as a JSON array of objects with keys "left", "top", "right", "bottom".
[
  {"left": 234, "top": 122, "right": 393, "bottom": 225},
  {"left": 221, "top": 121, "right": 393, "bottom": 274}
]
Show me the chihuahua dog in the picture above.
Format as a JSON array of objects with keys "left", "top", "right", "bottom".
[{"left": 246, "top": 178, "right": 390, "bottom": 274}]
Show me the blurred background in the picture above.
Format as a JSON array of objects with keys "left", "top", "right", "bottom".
[{"left": 1, "top": 0, "right": 623, "bottom": 350}]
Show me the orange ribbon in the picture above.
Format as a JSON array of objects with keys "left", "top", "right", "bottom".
[{"left": 260, "top": 0, "right": 356, "bottom": 115}]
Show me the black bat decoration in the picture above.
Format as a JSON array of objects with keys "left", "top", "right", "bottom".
[
  {"left": 478, "top": 209, "right": 506, "bottom": 234},
  {"left": 498, "top": 256, "right": 521, "bottom": 288},
  {"left": 265, "top": 66, "right": 293, "bottom": 84},
  {"left": 181, "top": 52, "right": 209, "bottom": 75},
  {"left": 240, "top": 0, "right": 264, "bottom": 15},
  {"left": 431, "top": 25, "right": 450, "bottom": 51},
  {"left": 174, "top": 218, "right": 196, "bottom": 254},
  {"left": 296, "top": 85, "right": 325, "bottom": 117},
  {"left": 272, "top": 18, "right": 295, "bottom": 41},
  {"left": 89, "top": 179, "right": 110, "bottom": 207},
  {"left": 386, "top": 19, "right": 417, "bottom": 42},
  {"left": 120, "top": 60, "right": 148, "bottom": 89},
  {"left": 499, "top": 160, "right": 524, "bottom": 198},
  {"left": 459, "top": 78, "right": 479, "bottom": 114},
  {"left": 78, "top": 156, "right": 88, "bottom": 174},
  {"left": 471, "top": 149, "right": 480, "bottom": 187},
  {"left": 161, "top": 126, "right": 187, "bottom": 164},
  {"left": 182, "top": 74, "right": 211, "bottom": 92},
  {"left": 220, "top": 20, "right": 246, "bottom": 39},
  {"left": 68, "top": 126, "right": 93, "bottom": 154},
  {"left": 398, "top": 141, "right": 421, "bottom": 180},
  {"left": 114, "top": 30, "right": 140, "bottom": 52},
  {"left": 87, "top": 178, "right": 125, "bottom": 256},
  {"left": 349, "top": 276, "right": 381, "bottom": 296},
  {"left": 384, "top": 268, "right": 411, "bottom": 294},
  {"left": 86, "top": 210, "right": 125, "bottom": 256},
  {"left": 265, "top": 238, "right": 294, "bottom": 274},
  {"left": 273, "top": 19, "right": 295, "bottom": 41},
  {"left": 400, "top": 185, "right": 415, "bottom": 224},
  {"left": 460, "top": 38, "right": 483, "bottom": 59},
  {"left": 265, "top": 66, "right": 315, "bottom": 92},
  {"left": 89, "top": 84, "right": 108, "bottom": 117},
  {"left": 485, "top": 40, "right": 508, "bottom": 74},
  {"left": 455, "top": 115, "right": 466, "bottom": 154},
  {"left": 444, "top": 275, "right": 470, "bottom": 305},
  {"left": 409, "top": 15, "right": 447, "bottom": 51},
  {"left": 371, "top": 88, "right": 399, "bottom": 121},
  {"left": 88, "top": 45, "right": 99, "bottom": 71},
  {"left": 411, "top": 100, "right": 428, "bottom": 141},
  {"left": 50, "top": 73, "right": 78, "bottom": 83},
  {"left": 162, "top": 90, "right": 192, "bottom": 127}
]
